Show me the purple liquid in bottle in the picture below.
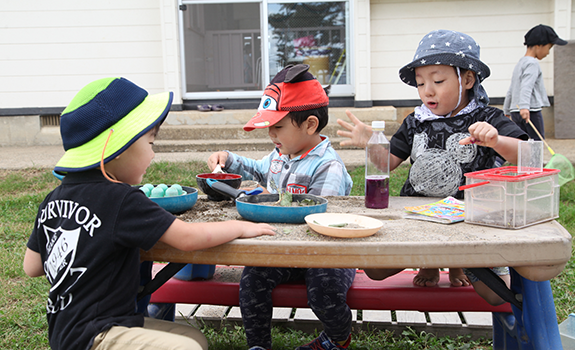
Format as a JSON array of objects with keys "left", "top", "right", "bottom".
[{"left": 365, "top": 176, "right": 389, "bottom": 209}]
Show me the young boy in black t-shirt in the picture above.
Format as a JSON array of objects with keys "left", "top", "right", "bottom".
[
  {"left": 23, "top": 77, "right": 275, "bottom": 350},
  {"left": 337, "top": 30, "right": 528, "bottom": 306}
]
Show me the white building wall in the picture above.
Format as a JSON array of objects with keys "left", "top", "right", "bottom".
[
  {"left": 571, "top": 0, "right": 575, "bottom": 37},
  {"left": 0, "top": 0, "right": 570, "bottom": 111},
  {"left": 369, "top": 0, "right": 562, "bottom": 102},
  {"left": 353, "top": 0, "right": 372, "bottom": 103},
  {"left": 554, "top": 0, "right": 573, "bottom": 40},
  {"left": 0, "top": 0, "right": 180, "bottom": 110}
]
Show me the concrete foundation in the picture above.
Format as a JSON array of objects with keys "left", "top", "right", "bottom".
[
  {"left": 554, "top": 41, "right": 575, "bottom": 139},
  {"left": 0, "top": 107, "right": 397, "bottom": 147}
]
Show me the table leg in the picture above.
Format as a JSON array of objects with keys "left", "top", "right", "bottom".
[{"left": 492, "top": 268, "right": 562, "bottom": 349}]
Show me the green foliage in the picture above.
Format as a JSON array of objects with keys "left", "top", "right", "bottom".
[
  {"left": 349, "top": 164, "right": 410, "bottom": 196},
  {"left": 279, "top": 191, "right": 293, "bottom": 206},
  {"left": 142, "top": 161, "right": 209, "bottom": 187}
]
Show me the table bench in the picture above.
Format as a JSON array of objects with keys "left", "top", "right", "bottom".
[
  {"left": 149, "top": 264, "right": 518, "bottom": 341},
  {"left": 150, "top": 264, "right": 512, "bottom": 314}
]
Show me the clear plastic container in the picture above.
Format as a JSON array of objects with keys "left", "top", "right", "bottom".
[
  {"left": 518, "top": 139, "right": 544, "bottom": 174},
  {"left": 560, "top": 313, "right": 575, "bottom": 350},
  {"left": 365, "top": 121, "right": 390, "bottom": 209},
  {"left": 463, "top": 166, "right": 560, "bottom": 229}
]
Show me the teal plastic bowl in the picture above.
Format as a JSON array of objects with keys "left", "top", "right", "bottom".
[
  {"left": 235, "top": 194, "right": 328, "bottom": 223},
  {"left": 136, "top": 185, "right": 198, "bottom": 214},
  {"left": 54, "top": 171, "right": 198, "bottom": 214}
]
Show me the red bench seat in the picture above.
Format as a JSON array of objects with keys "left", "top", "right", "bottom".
[{"left": 149, "top": 265, "right": 512, "bottom": 313}]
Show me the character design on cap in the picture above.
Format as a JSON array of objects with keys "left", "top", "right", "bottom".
[
  {"left": 54, "top": 77, "right": 173, "bottom": 173},
  {"left": 243, "top": 64, "right": 329, "bottom": 132}
]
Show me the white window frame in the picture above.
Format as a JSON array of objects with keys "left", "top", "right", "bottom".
[{"left": 178, "top": 0, "right": 353, "bottom": 100}]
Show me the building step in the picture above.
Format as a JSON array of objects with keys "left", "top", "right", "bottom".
[
  {"left": 156, "top": 106, "right": 400, "bottom": 154},
  {"left": 164, "top": 107, "right": 398, "bottom": 128},
  {"left": 155, "top": 106, "right": 400, "bottom": 154},
  {"left": 157, "top": 120, "right": 399, "bottom": 141},
  {"left": 153, "top": 136, "right": 361, "bottom": 153}
]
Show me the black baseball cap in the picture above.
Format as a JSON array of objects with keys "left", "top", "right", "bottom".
[{"left": 524, "top": 24, "right": 568, "bottom": 46}]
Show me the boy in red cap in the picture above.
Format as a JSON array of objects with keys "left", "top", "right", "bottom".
[
  {"left": 208, "top": 64, "right": 354, "bottom": 350},
  {"left": 503, "top": 24, "right": 568, "bottom": 140},
  {"left": 23, "top": 77, "right": 275, "bottom": 350}
]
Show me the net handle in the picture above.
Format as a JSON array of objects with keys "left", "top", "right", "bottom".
[{"left": 527, "top": 119, "right": 555, "bottom": 156}]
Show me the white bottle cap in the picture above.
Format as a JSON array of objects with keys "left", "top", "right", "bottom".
[{"left": 371, "top": 121, "right": 385, "bottom": 129}]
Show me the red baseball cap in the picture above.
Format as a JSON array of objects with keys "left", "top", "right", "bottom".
[{"left": 243, "top": 64, "right": 329, "bottom": 131}]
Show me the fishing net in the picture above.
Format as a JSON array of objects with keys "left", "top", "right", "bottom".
[
  {"left": 545, "top": 153, "right": 575, "bottom": 186},
  {"left": 526, "top": 119, "right": 574, "bottom": 186}
]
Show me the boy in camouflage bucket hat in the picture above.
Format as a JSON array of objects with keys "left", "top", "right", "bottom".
[{"left": 337, "top": 30, "right": 528, "bottom": 306}]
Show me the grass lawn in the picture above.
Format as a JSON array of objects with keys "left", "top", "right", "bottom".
[{"left": 1, "top": 162, "right": 573, "bottom": 349}]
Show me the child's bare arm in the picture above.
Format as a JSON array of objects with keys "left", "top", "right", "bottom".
[
  {"left": 459, "top": 121, "right": 520, "bottom": 164},
  {"left": 159, "top": 219, "right": 275, "bottom": 251},
  {"left": 207, "top": 151, "right": 229, "bottom": 171},
  {"left": 23, "top": 248, "right": 44, "bottom": 277}
]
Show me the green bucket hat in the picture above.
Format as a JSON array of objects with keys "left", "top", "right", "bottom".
[{"left": 54, "top": 77, "right": 173, "bottom": 173}]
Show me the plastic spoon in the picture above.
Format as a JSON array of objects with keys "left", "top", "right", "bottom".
[
  {"left": 212, "top": 164, "right": 225, "bottom": 174},
  {"left": 206, "top": 178, "right": 263, "bottom": 200}
]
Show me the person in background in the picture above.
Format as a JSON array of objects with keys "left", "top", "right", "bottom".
[
  {"left": 337, "top": 30, "right": 528, "bottom": 306},
  {"left": 503, "top": 24, "right": 568, "bottom": 140},
  {"left": 208, "top": 64, "right": 354, "bottom": 350},
  {"left": 23, "top": 77, "right": 275, "bottom": 350}
]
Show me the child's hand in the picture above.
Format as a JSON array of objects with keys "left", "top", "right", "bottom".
[
  {"left": 520, "top": 108, "right": 530, "bottom": 122},
  {"left": 207, "top": 151, "right": 228, "bottom": 172},
  {"left": 234, "top": 221, "right": 276, "bottom": 238},
  {"left": 459, "top": 122, "right": 499, "bottom": 148},
  {"left": 337, "top": 110, "right": 372, "bottom": 148}
]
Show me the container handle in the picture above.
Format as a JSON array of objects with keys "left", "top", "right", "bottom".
[{"left": 459, "top": 181, "right": 490, "bottom": 191}]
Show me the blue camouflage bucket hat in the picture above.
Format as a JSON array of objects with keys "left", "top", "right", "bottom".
[{"left": 399, "top": 30, "right": 491, "bottom": 106}]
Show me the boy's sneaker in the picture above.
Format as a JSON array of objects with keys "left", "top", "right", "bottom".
[{"left": 296, "top": 332, "right": 351, "bottom": 350}]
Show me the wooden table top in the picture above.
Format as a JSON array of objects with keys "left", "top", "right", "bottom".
[{"left": 141, "top": 196, "right": 572, "bottom": 281}]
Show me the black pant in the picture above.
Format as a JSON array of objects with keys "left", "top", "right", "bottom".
[
  {"left": 510, "top": 110, "right": 545, "bottom": 140},
  {"left": 239, "top": 266, "right": 355, "bottom": 348}
]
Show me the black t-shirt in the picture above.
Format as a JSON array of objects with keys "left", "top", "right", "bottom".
[
  {"left": 27, "top": 170, "right": 176, "bottom": 350},
  {"left": 390, "top": 106, "right": 528, "bottom": 199}
]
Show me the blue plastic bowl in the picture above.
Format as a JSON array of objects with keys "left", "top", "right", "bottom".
[
  {"left": 137, "top": 185, "right": 198, "bottom": 214},
  {"left": 235, "top": 194, "right": 328, "bottom": 223},
  {"left": 54, "top": 172, "right": 199, "bottom": 214}
]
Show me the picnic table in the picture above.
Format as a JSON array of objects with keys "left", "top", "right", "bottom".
[{"left": 141, "top": 196, "right": 572, "bottom": 349}]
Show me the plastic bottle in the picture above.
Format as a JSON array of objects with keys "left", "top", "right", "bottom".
[{"left": 365, "top": 121, "right": 390, "bottom": 209}]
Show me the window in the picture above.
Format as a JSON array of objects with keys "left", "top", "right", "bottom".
[
  {"left": 268, "top": 2, "right": 347, "bottom": 86},
  {"left": 179, "top": 0, "right": 350, "bottom": 99},
  {"left": 181, "top": 2, "right": 262, "bottom": 94}
]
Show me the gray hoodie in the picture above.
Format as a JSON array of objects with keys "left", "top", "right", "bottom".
[{"left": 503, "top": 56, "right": 550, "bottom": 115}]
